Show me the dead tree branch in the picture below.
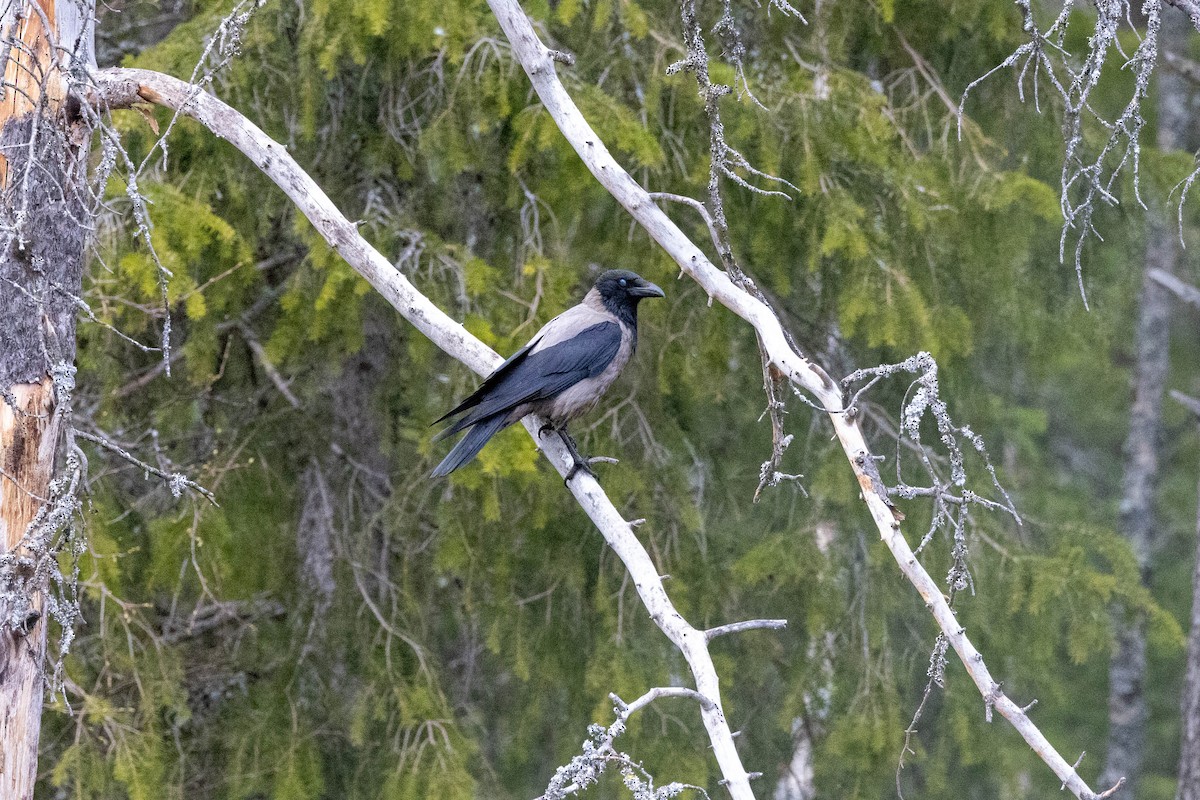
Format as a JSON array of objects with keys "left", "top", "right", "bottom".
[
  {"left": 960, "top": 0, "right": 1165, "bottom": 306},
  {"left": 1150, "top": 267, "right": 1200, "bottom": 308},
  {"left": 1166, "top": 0, "right": 1200, "bottom": 30},
  {"left": 705, "top": 619, "right": 788, "bottom": 641},
  {"left": 540, "top": 688, "right": 716, "bottom": 799},
  {"left": 473, "top": 2, "right": 1108, "bottom": 797},
  {"left": 72, "top": 428, "right": 218, "bottom": 505},
  {"left": 89, "top": 66, "right": 770, "bottom": 800}
]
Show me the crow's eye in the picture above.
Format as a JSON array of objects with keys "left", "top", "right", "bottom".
[{"left": 619, "top": 278, "right": 628, "bottom": 287}]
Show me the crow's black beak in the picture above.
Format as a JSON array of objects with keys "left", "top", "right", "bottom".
[{"left": 630, "top": 282, "right": 665, "bottom": 298}]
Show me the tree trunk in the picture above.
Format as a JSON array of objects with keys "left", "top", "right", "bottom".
[
  {"left": 0, "top": 1, "right": 93, "bottom": 797},
  {"left": 1099, "top": 161, "right": 1175, "bottom": 800},
  {"left": 775, "top": 520, "right": 836, "bottom": 800},
  {"left": 1100, "top": 10, "right": 1191, "bottom": 794},
  {"left": 1179, "top": 461, "right": 1200, "bottom": 800}
]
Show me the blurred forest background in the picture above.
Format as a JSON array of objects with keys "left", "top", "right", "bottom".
[{"left": 43, "top": 0, "right": 1200, "bottom": 797}]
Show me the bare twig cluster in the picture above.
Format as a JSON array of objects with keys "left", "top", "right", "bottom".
[
  {"left": 841, "top": 352, "right": 1030, "bottom": 795},
  {"left": 841, "top": 353, "right": 1028, "bottom": 794},
  {"left": 844, "top": 352, "right": 1020, "bottom": 554},
  {"left": 960, "top": 0, "right": 1184, "bottom": 305},
  {"left": 895, "top": 633, "right": 948, "bottom": 799},
  {"left": 656, "top": 0, "right": 813, "bottom": 503},
  {"left": 539, "top": 689, "right": 715, "bottom": 800},
  {"left": 83, "top": 0, "right": 268, "bottom": 370},
  {"left": 0, "top": 0, "right": 265, "bottom": 703},
  {"left": 666, "top": 0, "right": 798, "bottom": 205}
]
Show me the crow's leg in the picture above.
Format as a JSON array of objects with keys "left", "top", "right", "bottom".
[{"left": 555, "top": 429, "right": 598, "bottom": 483}]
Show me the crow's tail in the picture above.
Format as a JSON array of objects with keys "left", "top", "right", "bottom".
[{"left": 430, "top": 414, "right": 510, "bottom": 477}]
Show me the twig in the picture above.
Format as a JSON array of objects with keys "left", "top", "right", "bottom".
[
  {"left": 705, "top": 619, "right": 788, "bottom": 641},
  {"left": 540, "top": 689, "right": 718, "bottom": 799},
  {"left": 237, "top": 323, "right": 301, "bottom": 409},
  {"left": 897, "top": 634, "right": 948, "bottom": 800},
  {"left": 1166, "top": 0, "right": 1200, "bottom": 31},
  {"left": 159, "top": 597, "right": 286, "bottom": 644},
  {"left": 72, "top": 429, "right": 218, "bottom": 506},
  {"left": 615, "top": 686, "right": 716, "bottom": 716},
  {"left": 1172, "top": 390, "right": 1200, "bottom": 419}
]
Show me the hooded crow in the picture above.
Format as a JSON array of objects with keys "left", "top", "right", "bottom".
[{"left": 431, "top": 269, "right": 664, "bottom": 479}]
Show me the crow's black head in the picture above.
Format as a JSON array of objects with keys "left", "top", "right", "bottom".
[{"left": 593, "top": 270, "right": 664, "bottom": 326}]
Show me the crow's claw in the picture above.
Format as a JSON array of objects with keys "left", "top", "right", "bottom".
[{"left": 564, "top": 459, "right": 599, "bottom": 484}]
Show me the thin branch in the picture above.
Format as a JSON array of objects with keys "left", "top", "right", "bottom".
[
  {"left": 1150, "top": 267, "right": 1200, "bottom": 308},
  {"left": 1162, "top": 49, "right": 1200, "bottom": 84},
  {"left": 72, "top": 428, "right": 218, "bottom": 505},
  {"left": 897, "top": 634, "right": 948, "bottom": 799},
  {"left": 237, "top": 323, "right": 301, "bottom": 409},
  {"left": 1171, "top": 390, "right": 1200, "bottom": 419},
  {"left": 647, "top": 191, "right": 720, "bottom": 253},
  {"left": 159, "top": 597, "right": 286, "bottom": 644},
  {"left": 1166, "top": 0, "right": 1200, "bottom": 31},
  {"left": 705, "top": 619, "right": 788, "bottom": 641},
  {"left": 616, "top": 686, "right": 716, "bottom": 716}
]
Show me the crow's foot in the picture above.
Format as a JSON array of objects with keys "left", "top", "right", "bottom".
[
  {"left": 564, "top": 458, "right": 599, "bottom": 484},
  {"left": 563, "top": 456, "right": 618, "bottom": 484},
  {"left": 555, "top": 428, "right": 604, "bottom": 484}
]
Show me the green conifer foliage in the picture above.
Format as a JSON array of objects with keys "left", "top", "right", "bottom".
[{"left": 41, "top": 0, "right": 1200, "bottom": 798}]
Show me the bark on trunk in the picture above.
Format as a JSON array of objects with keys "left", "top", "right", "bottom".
[
  {"left": 0, "top": 1, "right": 93, "bottom": 797},
  {"left": 0, "top": 382, "right": 59, "bottom": 800},
  {"left": 1099, "top": 179, "right": 1175, "bottom": 800},
  {"left": 1100, "top": 10, "right": 1191, "bottom": 794},
  {"left": 1179, "top": 464, "right": 1200, "bottom": 800}
]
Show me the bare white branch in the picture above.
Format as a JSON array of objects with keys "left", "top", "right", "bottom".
[
  {"left": 705, "top": 619, "right": 788, "bottom": 641},
  {"left": 470, "top": 2, "right": 1106, "bottom": 797},
  {"left": 89, "top": 65, "right": 770, "bottom": 800}
]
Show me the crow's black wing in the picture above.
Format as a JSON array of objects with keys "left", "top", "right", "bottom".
[
  {"left": 432, "top": 338, "right": 540, "bottom": 426},
  {"left": 435, "top": 321, "right": 621, "bottom": 438}
]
